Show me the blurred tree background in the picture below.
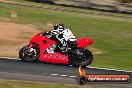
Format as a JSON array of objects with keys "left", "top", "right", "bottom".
[
  {"left": 27, "top": 0, "right": 54, "bottom": 4},
  {"left": 121, "top": 0, "right": 132, "bottom": 3},
  {"left": 27, "top": 0, "right": 132, "bottom": 4}
]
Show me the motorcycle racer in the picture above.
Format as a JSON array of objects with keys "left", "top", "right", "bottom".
[
  {"left": 47, "top": 23, "right": 76, "bottom": 48},
  {"left": 19, "top": 23, "right": 94, "bottom": 67}
]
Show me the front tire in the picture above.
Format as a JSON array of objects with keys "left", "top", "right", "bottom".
[
  {"left": 69, "top": 49, "right": 93, "bottom": 67},
  {"left": 19, "top": 45, "right": 40, "bottom": 62}
]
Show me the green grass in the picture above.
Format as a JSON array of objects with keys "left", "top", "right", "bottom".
[
  {"left": 0, "top": 3, "right": 132, "bottom": 71},
  {"left": 0, "top": 80, "right": 106, "bottom": 88},
  {"left": 0, "top": 80, "right": 82, "bottom": 88},
  {"left": 0, "top": 80, "right": 74, "bottom": 88},
  {"left": 8, "top": 0, "right": 132, "bottom": 17}
]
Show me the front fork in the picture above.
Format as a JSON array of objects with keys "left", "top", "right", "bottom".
[
  {"left": 28, "top": 45, "right": 33, "bottom": 52},
  {"left": 28, "top": 45, "right": 37, "bottom": 53},
  {"left": 28, "top": 45, "right": 38, "bottom": 57}
]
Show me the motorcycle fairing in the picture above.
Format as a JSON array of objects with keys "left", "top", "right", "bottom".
[
  {"left": 76, "top": 38, "right": 93, "bottom": 48},
  {"left": 39, "top": 53, "right": 68, "bottom": 64},
  {"left": 29, "top": 34, "right": 69, "bottom": 64}
]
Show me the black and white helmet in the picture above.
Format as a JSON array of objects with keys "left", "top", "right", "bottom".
[{"left": 54, "top": 23, "right": 65, "bottom": 31}]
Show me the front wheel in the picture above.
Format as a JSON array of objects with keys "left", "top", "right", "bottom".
[
  {"left": 69, "top": 49, "right": 93, "bottom": 67},
  {"left": 19, "top": 45, "right": 40, "bottom": 62}
]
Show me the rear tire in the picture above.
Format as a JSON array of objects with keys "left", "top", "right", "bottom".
[
  {"left": 69, "top": 49, "right": 93, "bottom": 67},
  {"left": 19, "top": 45, "right": 40, "bottom": 62}
]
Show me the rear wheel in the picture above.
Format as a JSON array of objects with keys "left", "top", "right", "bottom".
[
  {"left": 69, "top": 49, "right": 93, "bottom": 67},
  {"left": 19, "top": 45, "right": 40, "bottom": 62}
]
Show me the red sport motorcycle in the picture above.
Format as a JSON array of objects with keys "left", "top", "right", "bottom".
[{"left": 19, "top": 32, "right": 93, "bottom": 67}]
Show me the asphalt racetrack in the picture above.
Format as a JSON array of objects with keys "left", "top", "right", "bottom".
[{"left": 0, "top": 57, "right": 131, "bottom": 88}]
